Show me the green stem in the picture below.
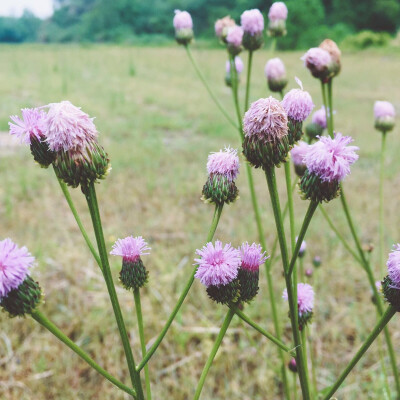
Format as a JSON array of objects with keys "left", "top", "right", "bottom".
[
  {"left": 322, "top": 306, "right": 396, "bottom": 400},
  {"left": 270, "top": 38, "right": 277, "bottom": 54},
  {"left": 379, "top": 132, "right": 387, "bottom": 277},
  {"left": 287, "top": 201, "right": 319, "bottom": 278},
  {"left": 284, "top": 162, "right": 295, "bottom": 253},
  {"left": 193, "top": 308, "right": 235, "bottom": 400},
  {"left": 55, "top": 171, "right": 101, "bottom": 269},
  {"left": 133, "top": 289, "right": 151, "bottom": 400},
  {"left": 309, "top": 332, "right": 318, "bottom": 396},
  {"left": 137, "top": 204, "right": 223, "bottom": 371},
  {"left": 84, "top": 182, "right": 144, "bottom": 399},
  {"left": 232, "top": 308, "right": 294, "bottom": 354},
  {"left": 292, "top": 371, "right": 297, "bottom": 400},
  {"left": 301, "top": 328, "right": 310, "bottom": 397},
  {"left": 185, "top": 45, "right": 237, "bottom": 130},
  {"left": 31, "top": 310, "right": 136, "bottom": 398},
  {"left": 327, "top": 80, "right": 334, "bottom": 138},
  {"left": 264, "top": 167, "right": 311, "bottom": 400},
  {"left": 244, "top": 50, "right": 253, "bottom": 113}
]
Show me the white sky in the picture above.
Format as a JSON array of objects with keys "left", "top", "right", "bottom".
[{"left": 0, "top": 0, "right": 53, "bottom": 19}]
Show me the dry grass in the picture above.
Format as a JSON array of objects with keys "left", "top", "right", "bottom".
[{"left": 0, "top": 44, "right": 399, "bottom": 399}]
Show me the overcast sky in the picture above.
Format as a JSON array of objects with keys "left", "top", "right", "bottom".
[{"left": 0, "top": 0, "right": 53, "bottom": 18}]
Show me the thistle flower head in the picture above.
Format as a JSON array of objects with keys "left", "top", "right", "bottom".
[
  {"left": 281, "top": 78, "right": 314, "bottom": 122},
  {"left": 173, "top": 10, "right": 193, "bottom": 30},
  {"left": 268, "top": 2, "right": 288, "bottom": 21},
  {"left": 243, "top": 97, "right": 288, "bottom": 142},
  {"left": 0, "top": 238, "right": 34, "bottom": 298},
  {"left": 304, "top": 133, "right": 359, "bottom": 183},
  {"left": 226, "top": 26, "right": 244, "bottom": 48},
  {"left": 290, "top": 141, "right": 309, "bottom": 166},
  {"left": 387, "top": 244, "right": 400, "bottom": 289},
  {"left": 239, "top": 242, "right": 268, "bottom": 271},
  {"left": 240, "top": 9, "right": 264, "bottom": 35},
  {"left": 264, "top": 57, "right": 286, "bottom": 81},
  {"left": 110, "top": 236, "right": 150, "bottom": 263},
  {"left": 215, "top": 16, "right": 236, "bottom": 39},
  {"left": 9, "top": 108, "right": 47, "bottom": 145},
  {"left": 207, "top": 147, "right": 240, "bottom": 182},
  {"left": 296, "top": 236, "right": 307, "bottom": 256},
  {"left": 302, "top": 48, "right": 331, "bottom": 71},
  {"left": 283, "top": 283, "right": 314, "bottom": 316},
  {"left": 312, "top": 106, "right": 327, "bottom": 128},
  {"left": 319, "top": 39, "right": 341, "bottom": 77},
  {"left": 45, "top": 101, "right": 98, "bottom": 152},
  {"left": 225, "top": 57, "right": 244, "bottom": 74},
  {"left": 194, "top": 241, "right": 241, "bottom": 287},
  {"left": 374, "top": 101, "right": 395, "bottom": 119}
]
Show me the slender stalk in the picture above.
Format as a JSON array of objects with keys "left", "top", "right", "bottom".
[
  {"left": 322, "top": 306, "right": 396, "bottom": 400},
  {"left": 327, "top": 80, "right": 334, "bottom": 137},
  {"left": 270, "top": 38, "right": 277, "bottom": 54},
  {"left": 379, "top": 132, "right": 387, "bottom": 276},
  {"left": 137, "top": 204, "right": 223, "bottom": 371},
  {"left": 31, "top": 310, "right": 136, "bottom": 398},
  {"left": 232, "top": 308, "right": 294, "bottom": 354},
  {"left": 287, "top": 201, "right": 319, "bottom": 278},
  {"left": 265, "top": 167, "right": 311, "bottom": 399},
  {"left": 284, "top": 162, "right": 296, "bottom": 253},
  {"left": 133, "top": 289, "right": 151, "bottom": 400},
  {"left": 193, "top": 308, "right": 235, "bottom": 400},
  {"left": 309, "top": 332, "right": 318, "bottom": 396},
  {"left": 301, "top": 328, "right": 310, "bottom": 397},
  {"left": 292, "top": 371, "right": 297, "bottom": 400},
  {"left": 185, "top": 45, "right": 237, "bottom": 130},
  {"left": 84, "top": 182, "right": 144, "bottom": 399},
  {"left": 55, "top": 171, "right": 101, "bottom": 268},
  {"left": 244, "top": 50, "right": 253, "bottom": 113}
]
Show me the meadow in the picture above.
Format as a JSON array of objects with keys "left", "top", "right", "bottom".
[{"left": 0, "top": 44, "right": 399, "bottom": 399}]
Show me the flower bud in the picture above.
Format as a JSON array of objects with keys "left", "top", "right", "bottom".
[
  {"left": 264, "top": 58, "right": 288, "bottom": 93},
  {"left": 302, "top": 48, "right": 334, "bottom": 83},
  {"left": 173, "top": 10, "right": 194, "bottom": 46},
  {"left": 241, "top": 9, "right": 264, "bottom": 51},
  {"left": 288, "top": 358, "right": 297, "bottom": 373},
  {"left": 305, "top": 268, "right": 313, "bottom": 278},
  {"left": 305, "top": 123, "right": 323, "bottom": 142},
  {"left": 374, "top": 101, "right": 396, "bottom": 133},
  {"left": 226, "top": 26, "right": 244, "bottom": 56},
  {"left": 290, "top": 141, "right": 309, "bottom": 177},
  {"left": 267, "top": 2, "right": 288, "bottom": 37},
  {"left": 319, "top": 39, "right": 341, "bottom": 78},
  {"left": 312, "top": 256, "right": 322, "bottom": 268},
  {"left": 215, "top": 16, "right": 236, "bottom": 43}
]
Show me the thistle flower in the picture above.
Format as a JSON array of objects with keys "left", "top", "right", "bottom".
[
  {"left": 215, "top": 16, "right": 236, "bottom": 42},
  {"left": 0, "top": 238, "right": 42, "bottom": 316},
  {"left": 194, "top": 241, "right": 241, "bottom": 304},
  {"left": 300, "top": 133, "right": 359, "bottom": 202},
  {"left": 47, "top": 101, "right": 110, "bottom": 189},
  {"left": 312, "top": 256, "right": 321, "bottom": 268},
  {"left": 382, "top": 245, "right": 400, "bottom": 310},
  {"left": 267, "top": 2, "right": 288, "bottom": 37},
  {"left": 288, "top": 358, "right": 297, "bottom": 373},
  {"left": 9, "top": 108, "right": 55, "bottom": 167},
  {"left": 225, "top": 57, "right": 244, "bottom": 87},
  {"left": 226, "top": 26, "right": 244, "bottom": 56},
  {"left": 238, "top": 242, "right": 268, "bottom": 303},
  {"left": 243, "top": 96, "right": 290, "bottom": 170},
  {"left": 305, "top": 268, "right": 313, "bottom": 278},
  {"left": 202, "top": 147, "right": 239, "bottom": 205},
  {"left": 296, "top": 237, "right": 306, "bottom": 258},
  {"left": 240, "top": 9, "right": 264, "bottom": 51},
  {"left": 264, "top": 58, "right": 287, "bottom": 93},
  {"left": 110, "top": 236, "right": 151, "bottom": 290},
  {"left": 283, "top": 283, "right": 314, "bottom": 329},
  {"left": 312, "top": 106, "right": 327, "bottom": 129},
  {"left": 290, "top": 141, "right": 308, "bottom": 177},
  {"left": 302, "top": 47, "right": 333, "bottom": 83},
  {"left": 173, "top": 10, "right": 194, "bottom": 45},
  {"left": 374, "top": 101, "right": 396, "bottom": 133},
  {"left": 319, "top": 39, "right": 341, "bottom": 78}
]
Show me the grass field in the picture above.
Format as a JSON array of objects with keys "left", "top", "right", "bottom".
[{"left": 0, "top": 44, "right": 399, "bottom": 399}]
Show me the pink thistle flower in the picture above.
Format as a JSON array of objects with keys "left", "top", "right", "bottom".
[
  {"left": 110, "top": 236, "right": 150, "bottom": 263},
  {"left": 243, "top": 96, "right": 288, "bottom": 142},
  {"left": 173, "top": 10, "right": 193, "bottom": 30},
  {"left": 9, "top": 108, "right": 47, "bottom": 145},
  {"left": 290, "top": 141, "right": 309, "bottom": 166},
  {"left": 215, "top": 16, "right": 236, "bottom": 38},
  {"left": 264, "top": 57, "right": 286, "bottom": 81},
  {"left": 302, "top": 48, "right": 332, "bottom": 72},
  {"left": 239, "top": 242, "right": 268, "bottom": 271},
  {"left": 268, "top": 2, "right": 288, "bottom": 21},
  {"left": 374, "top": 101, "right": 395, "bottom": 119},
  {"left": 225, "top": 57, "right": 244, "bottom": 74},
  {"left": 45, "top": 101, "right": 98, "bottom": 152},
  {"left": 240, "top": 9, "right": 264, "bottom": 36},
  {"left": 0, "top": 238, "right": 34, "bottom": 298},
  {"left": 387, "top": 244, "right": 400, "bottom": 289},
  {"left": 194, "top": 241, "right": 241, "bottom": 287},
  {"left": 304, "top": 133, "right": 359, "bottom": 182},
  {"left": 226, "top": 26, "right": 244, "bottom": 48},
  {"left": 207, "top": 147, "right": 240, "bottom": 181},
  {"left": 312, "top": 106, "right": 327, "bottom": 129},
  {"left": 283, "top": 283, "right": 314, "bottom": 316},
  {"left": 296, "top": 236, "right": 306, "bottom": 256},
  {"left": 281, "top": 79, "right": 314, "bottom": 122}
]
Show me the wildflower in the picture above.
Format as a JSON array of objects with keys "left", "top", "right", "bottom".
[
  {"left": 194, "top": 241, "right": 241, "bottom": 304},
  {"left": 302, "top": 47, "right": 333, "bottom": 83},
  {"left": 296, "top": 237, "right": 306, "bottom": 258},
  {"left": 243, "top": 96, "right": 290, "bottom": 170},
  {"left": 173, "top": 10, "right": 193, "bottom": 45},
  {"left": 319, "top": 39, "right": 341, "bottom": 78},
  {"left": 110, "top": 236, "right": 151, "bottom": 290},
  {"left": 267, "top": 2, "right": 288, "bottom": 37},
  {"left": 305, "top": 268, "right": 313, "bottom": 278},
  {"left": 202, "top": 147, "right": 240, "bottom": 205},
  {"left": 283, "top": 283, "right": 314, "bottom": 329},
  {"left": 226, "top": 26, "right": 244, "bottom": 56},
  {"left": 374, "top": 101, "right": 396, "bottom": 133},
  {"left": 264, "top": 57, "right": 288, "bottom": 93},
  {"left": 300, "top": 133, "right": 359, "bottom": 202},
  {"left": 0, "top": 238, "right": 42, "bottom": 317},
  {"left": 290, "top": 141, "right": 308, "bottom": 177},
  {"left": 215, "top": 16, "right": 236, "bottom": 42},
  {"left": 241, "top": 9, "right": 264, "bottom": 51},
  {"left": 288, "top": 358, "right": 297, "bottom": 373},
  {"left": 225, "top": 57, "right": 244, "bottom": 87},
  {"left": 312, "top": 256, "right": 321, "bottom": 268}
]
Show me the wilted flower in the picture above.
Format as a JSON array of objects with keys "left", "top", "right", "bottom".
[
  {"left": 374, "top": 101, "right": 396, "bottom": 133},
  {"left": 173, "top": 10, "right": 194, "bottom": 45},
  {"left": 264, "top": 58, "right": 287, "bottom": 93},
  {"left": 241, "top": 9, "right": 264, "bottom": 50}
]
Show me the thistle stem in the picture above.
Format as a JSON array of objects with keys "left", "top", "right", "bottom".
[
  {"left": 133, "top": 289, "right": 151, "bottom": 400},
  {"left": 84, "top": 182, "right": 144, "bottom": 399},
  {"left": 327, "top": 80, "right": 334, "bottom": 137},
  {"left": 31, "top": 309, "right": 136, "bottom": 398},
  {"left": 379, "top": 132, "right": 387, "bottom": 276},
  {"left": 137, "top": 204, "right": 223, "bottom": 371},
  {"left": 193, "top": 308, "right": 235, "bottom": 400},
  {"left": 322, "top": 306, "right": 396, "bottom": 400},
  {"left": 244, "top": 50, "right": 253, "bottom": 112},
  {"left": 185, "top": 45, "right": 238, "bottom": 130}
]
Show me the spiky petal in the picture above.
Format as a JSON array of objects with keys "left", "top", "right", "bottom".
[
  {"left": 110, "top": 236, "right": 150, "bottom": 263},
  {"left": 9, "top": 108, "right": 47, "bottom": 145}
]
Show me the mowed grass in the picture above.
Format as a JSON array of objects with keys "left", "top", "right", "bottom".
[{"left": 0, "top": 43, "right": 399, "bottom": 399}]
